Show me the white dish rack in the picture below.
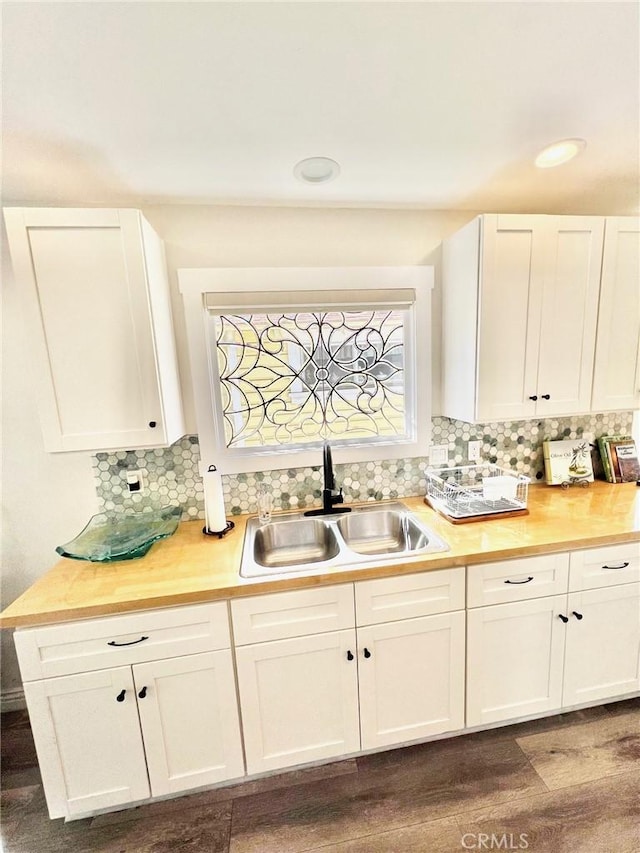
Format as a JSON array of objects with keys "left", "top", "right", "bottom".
[{"left": 425, "top": 464, "right": 530, "bottom": 521}]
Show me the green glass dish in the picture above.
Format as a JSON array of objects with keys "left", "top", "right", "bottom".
[{"left": 55, "top": 505, "right": 182, "bottom": 562}]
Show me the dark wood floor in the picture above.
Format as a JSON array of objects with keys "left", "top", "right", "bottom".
[{"left": 1, "top": 698, "right": 638, "bottom": 853}]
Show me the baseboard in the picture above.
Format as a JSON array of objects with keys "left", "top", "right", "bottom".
[{"left": 1, "top": 687, "right": 26, "bottom": 713}]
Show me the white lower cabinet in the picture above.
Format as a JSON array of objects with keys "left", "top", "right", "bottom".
[
  {"left": 24, "top": 667, "right": 150, "bottom": 818},
  {"left": 562, "top": 583, "right": 640, "bottom": 706},
  {"left": 357, "top": 611, "right": 465, "bottom": 750},
  {"left": 235, "top": 629, "right": 361, "bottom": 775},
  {"left": 233, "top": 572, "right": 466, "bottom": 774},
  {"left": 133, "top": 651, "right": 245, "bottom": 796},
  {"left": 467, "top": 547, "right": 640, "bottom": 728},
  {"left": 14, "top": 549, "right": 640, "bottom": 821},
  {"left": 25, "top": 650, "right": 244, "bottom": 818},
  {"left": 16, "top": 603, "right": 244, "bottom": 819},
  {"left": 236, "top": 613, "right": 466, "bottom": 774},
  {"left": 466, "top": 595, "right": 567, "bottom": 727}
]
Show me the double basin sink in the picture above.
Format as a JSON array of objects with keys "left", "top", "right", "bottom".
[{"left": 240, "top": 501, "right": 449, "bottom": 578}]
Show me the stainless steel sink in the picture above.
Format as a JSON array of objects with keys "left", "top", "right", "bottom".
[
  {"left": 337, "top": 510, "right": 430, "bottom": 556},
  {"left": 253, "top": 518, "right": 340, "bottom": 569},
  {"left": 240, "top": 502, "right": 449, "bottom": 579}
]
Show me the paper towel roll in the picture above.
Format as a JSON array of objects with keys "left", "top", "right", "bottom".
[{"left": 203, "top": 467, "right": 227, "bottom": 533}]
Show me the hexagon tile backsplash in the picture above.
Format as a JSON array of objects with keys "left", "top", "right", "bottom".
[{"left": 93, "top": 412, "right": 634, "bottom": 519}]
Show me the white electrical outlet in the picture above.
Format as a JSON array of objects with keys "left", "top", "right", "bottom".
[
  {"left": 126, "top": 470, "right": 145, "bottom": 493},
  {"left": 429, "top": 444, "right": 449, "bottom": 466},
  {"left": 468, "top": 440, "right": 482, "bottom": 462}
]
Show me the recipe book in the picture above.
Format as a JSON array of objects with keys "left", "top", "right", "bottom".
[
  {"left": 609, "top": 439, "right": 640, "bottom": 482},
  {"left": 542, "top": 439, "right": 594, "bottom": 486},
  {"left": 597, "top": 434, "right": 635, "bottom": 482}
]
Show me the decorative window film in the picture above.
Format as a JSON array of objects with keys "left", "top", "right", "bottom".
[
  {"left": 212, "top": 309, "right": 409, "bottom": 449},
  {"left": 179, "top": 267, "right": 432, "bottom": 473}
]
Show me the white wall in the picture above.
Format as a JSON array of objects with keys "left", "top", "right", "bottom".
[{"left": 0, "top": 204, "right": 475, "bottom": 702}]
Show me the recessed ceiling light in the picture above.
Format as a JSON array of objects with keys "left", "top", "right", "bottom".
[
  {"left": 294, "top": 156, "right": 341, "bottom": 184},
  {"left": 535, "top": 138, "right": 587, "bottom": 168}
]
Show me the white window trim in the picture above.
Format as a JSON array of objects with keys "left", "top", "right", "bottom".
[{"left": 179, "top": 266, "right": 433, "bottom": 475}]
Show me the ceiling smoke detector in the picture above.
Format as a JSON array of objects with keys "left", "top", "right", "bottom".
[
  {"left": 534, "top": 138, "right": 587, "bottom": 168},
  {"left": 294, "top": 157, "right": 341, "bottom": 184}
]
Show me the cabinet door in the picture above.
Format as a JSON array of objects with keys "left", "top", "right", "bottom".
[
  {"left": 591, "top": 217, "right": 640, "bottom": 411},
  {"left": 563, "top": 584, "right": 640, "bottom": 707},
  {"left": 3, "top": 208, "right": 178, "bottom": 452},
  {"left": 133, "top": 651, "right": 244, "bottom": 796},
  {"left": 477, "top": 214, "right": 546, "bottom": 421},
  {"left": 535, "top": 217, "right": 604, "bottom": 415},
  {"left": 357, "top": 612, "right": 465, "bottom": 750},
  {"left": 467, "top": 595, "right": 567, "bottom": 727},
  {"left": 23, "top": 667, "right": 149, "bottom": 819},
  {"left": 235, "top": 630, "right": 360, "bottom": 774}
]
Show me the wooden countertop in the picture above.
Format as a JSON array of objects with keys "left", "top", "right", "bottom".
[{"left": 2, "top": 481, "right": 639, "bottom": 628}]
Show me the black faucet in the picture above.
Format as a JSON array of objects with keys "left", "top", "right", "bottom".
[{"left": 304, "top": 442, "right": 352, "bottom": 517}]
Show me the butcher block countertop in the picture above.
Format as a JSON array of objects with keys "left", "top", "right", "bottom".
[{"left": 2, "top": 481, "right": 639, "bottom": 628}]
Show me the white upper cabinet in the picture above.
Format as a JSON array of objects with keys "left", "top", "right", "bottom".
[
  {"left": 3, "top": 208, "right": 184, "bottom": 452},
  {"left": 442, "top": 214, "right": 605, "bottom": 422},
  {"left": 591, "top": 217, "right": 640, "bottom": 412}
]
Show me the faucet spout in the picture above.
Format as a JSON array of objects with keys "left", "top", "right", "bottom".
[
  {"left": 304, "top": 441, "right": 352, "bottom": 517},
  {"left": 323, "top": 442, "right": 335, "bottom": 492}
]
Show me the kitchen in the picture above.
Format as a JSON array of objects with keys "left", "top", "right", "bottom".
[{"left": 1, "top": 2, "right": 639, "bottom": 852}]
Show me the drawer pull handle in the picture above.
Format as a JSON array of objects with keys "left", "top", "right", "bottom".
[
  {"left": 108, "top": 636, "right": 149, "bottom": 647},
  {"left": 138, "top": 686, "right": 148, "bottom": 699},
  {"left": 528, "top": 395, "right": 538, "bottom": 401},
  {"left": 572, "top": 611, "right": 583, "bottom": 620},
  {"left": 558, "top": 614, "right": 569, "bottom": 623},
  {"left": 116, "top": 689, "right": 126, "bottom": 702},
  {"left": 540, "top": 394, "right": 551, "bottom": 400},
  {"left": 602, "top": 562, "right": 629, "bottom": 570},
  {"left": 363, "top": 648, "right": 372, "bottom": 659},
  {"left": 346, "top": 650, "right": 354, "bottom": 661},
  {"left": 504, "top": 577, "right": 534, "bottom": 585}
]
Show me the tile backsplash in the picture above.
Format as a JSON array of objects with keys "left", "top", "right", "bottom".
[{"left": 93, "top": 411, "right": 634, "bottom": 518}]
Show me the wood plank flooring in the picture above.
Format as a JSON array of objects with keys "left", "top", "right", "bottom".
[{"left": 1, "top": 698, "right": 638, "bottom": 853}]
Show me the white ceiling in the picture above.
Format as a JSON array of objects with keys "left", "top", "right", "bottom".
[{"left": 3, "top": 1, "right": 639, "bottom": 213}]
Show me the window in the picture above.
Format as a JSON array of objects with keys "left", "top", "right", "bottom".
[
  {"left": 180, "top": 267, "right": 432, "bottom": 474},
  {"left": 212, "top": 308, "right": 409, "bottom": 449}
]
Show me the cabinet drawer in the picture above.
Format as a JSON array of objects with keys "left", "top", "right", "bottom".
[
  {"left": 467, "top": 554, "right": 569, "bottom": 607},
  {"left": 355, "top": 568, "right": 465, "bottom": 626},
  {"left": 231, "top": 585, "right": 354, "bottom": 645},
  {"left": 15, "top": 602, "right": 231, "bottom": 681},
  {"left": 569, "top": 542, "right": 640, "bottom": 591}
]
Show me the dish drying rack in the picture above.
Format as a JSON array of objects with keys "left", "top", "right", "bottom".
[{"left": 424, "top": 464, "right": 530, "bottom": 523}]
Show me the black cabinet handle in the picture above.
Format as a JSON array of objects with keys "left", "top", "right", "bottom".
[
  {"left": 116, "top": 689, "right": 126, "bottom": 702},
  {"left": 558, "top": 614, "right": 569, "bottom": 623},
  {"left": 541, "top": 394, "right": 551, "bottom": 400},
  {"left": 504, "top": 577, "right": 534, "bottom": 585},
  {"left": 138, "top": 686, "right": 148, "bottom": 699},
  {"left": 572, "top": 611, "right": 583, "bottom": 620},
  {"left": 602, "top": 562, "right": 629, "bottom": 570},
  {"left": 108, "top": 636, "right": 149, "bottom": 647},
  {"left": 363, "top": 648, "right": 372, "bottom": 659},
  {"left": 346, "top": 650, "right": 354, "bottom": 661},
  {"left": 528, "top": 395, "right": 538, "bottom": 401},
  {"left": 148, "top": 421, "right": 157, "bottom": 428}
]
